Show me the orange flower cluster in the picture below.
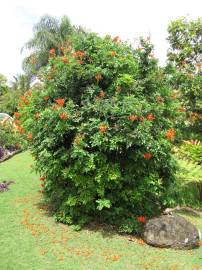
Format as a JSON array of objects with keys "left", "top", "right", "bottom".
[
  {"left": 16, "top": 125, "right": 25, "bottom": 134},
  {"left": 61, "top": 57, "right": 69, "bottom": 64},
  {"left": 166, "top": 129, "right": 176, "bottom": 140},
  {"left": 72, "top": 50, "right": 85, "bottom": 59},
  {"left": 14, "top": 120, "right": 21, "bottom": 125},
  {"left": 55, "top": 98, "right": 65, "bottom": 107},
  {"left": 143, "top": 153, "right": 153, "bottom": 160},
  {"left": 14, "top": 112, "right": 21, "bottom": 118},
  {"left": 128, "top": 115, "right": 138, "bottom": 122},
  {"left": 43, "top": 96, "right": 49, "bottom": 101},
  {"left": 20, "top": 96, "right": 29, "bottom": 105},
  {"left": 49, "top": 48, "right": 55, "bottom": 55},
  {"left": 156, "top": 96, "right": 163, "bottom": 104},
  {"left": 18, "top": 103, "right": 24, "bottom": 108},
  {"left": 95, "top": 73, "right": 102, "bottom": 82},
  {"left": 113, "top": 36, "right": 121, "bottom": 43},
  {"left": 99, "top": 90, "right": 105, "bottom": 98},
  {"left": 27, "top": 133, "right": 33, "bottom": 140},
  {"left": 146, "top": 114, "right": 155, "bottom": 121},
  {"left": 99, "top": 124, "right": 108, "bottom": 133},
  {"left": 137, "top": 216, "right": 146, "bottom": 223},
  {"left": 59, "top": 113, "right": 68, "bottom": 120},
  {"left": 110, "top": 51, "right": 117, "bottom": 57}
]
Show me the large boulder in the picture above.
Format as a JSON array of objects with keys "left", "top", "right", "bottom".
[{"left": 143, "top": 214, "right": 201, "bottom": 249}]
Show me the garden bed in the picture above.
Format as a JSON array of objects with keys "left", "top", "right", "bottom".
[{"left": 0, "top": 147, "right": 22, "bottom": 163}]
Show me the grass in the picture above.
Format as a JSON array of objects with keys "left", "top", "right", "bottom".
[{"left": 0, "top": 151, "right": 202, "bottom": 270}]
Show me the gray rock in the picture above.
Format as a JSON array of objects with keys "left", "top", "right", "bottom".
[{"left": 143, "top": 214, "right": 201, "bottom": 249}]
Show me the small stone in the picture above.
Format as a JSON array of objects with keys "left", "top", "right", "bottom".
[{"left": 143, "top": 214, "right": 201, "bottom": 249}]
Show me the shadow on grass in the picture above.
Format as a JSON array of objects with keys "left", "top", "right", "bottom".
[{"left": 34, "top": 197, "right": 121, "bottom": 239}]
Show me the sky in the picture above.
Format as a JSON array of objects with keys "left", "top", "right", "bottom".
[{"left": 0, "top": 0, "right": 201, "bottom": 82}]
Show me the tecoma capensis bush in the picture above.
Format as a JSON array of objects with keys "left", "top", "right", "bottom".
[{"left": 16, "top": 33, "right": 182, "bottom": 233}]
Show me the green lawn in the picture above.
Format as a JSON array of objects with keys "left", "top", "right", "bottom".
[{"left": 0, "top": 152, "right": 202, "bottom": 270}]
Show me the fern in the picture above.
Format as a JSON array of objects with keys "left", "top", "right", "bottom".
[{"left": 175, "top": 158, "right": 202, "bottom": 184}]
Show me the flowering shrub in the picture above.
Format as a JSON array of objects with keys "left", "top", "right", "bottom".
[
  {"left": 17, "top": 34, "right": 181, "bottom": 232},
  {"left": 0, "top": 119, "right": 22, "bottom": 152}
]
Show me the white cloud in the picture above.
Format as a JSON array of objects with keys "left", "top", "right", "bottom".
[{"left": 0, "top": 0, "right": 201, "bottom": 81}]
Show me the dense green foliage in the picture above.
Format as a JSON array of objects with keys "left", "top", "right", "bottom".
[
  {"left": 170, "top": 140, "right": 202, "bottom": 206},
  {"left": 0, "top": 74, "right": 30, "bottom": 115},
  {"left": 16, "top": 34, "right": 182, "bottom": 232},
  {"left": 0, "top": 121, "right": 21, "bottom": 151},
  {"left": 167, "top": 17, "right": 202, "bottom": 133}
]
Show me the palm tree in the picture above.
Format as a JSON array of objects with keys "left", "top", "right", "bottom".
[{"left": 22, "top": 15, "right": 75, "bottom": 76}]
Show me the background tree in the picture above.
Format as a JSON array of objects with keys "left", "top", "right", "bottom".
[
  {"left": 167, "top": 17, "right": 202, "bottom": 136},
  {"left": 0, "top": 74, "right": 9, "bottom": 96},
  {"left": 22, "top": 15, "right": 75, "bottom": 76}
]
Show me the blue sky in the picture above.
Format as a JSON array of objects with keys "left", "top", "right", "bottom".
[{"left": 0, "top": 0, "right": 201, "bottom": 82}]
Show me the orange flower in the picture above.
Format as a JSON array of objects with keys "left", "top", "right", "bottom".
[
  {"left": 40, "top": 184, "right": 44, "bottom": 188},
  {"left": 40, "top": 177, "right": 45, "bottom": 181},
  {"left": 27, "top": 133, "right": 33, "bottom": 140},
  {"left": 35, "top": 112, "right": 40, "bottom": 120},
  {"left": 113, "top": 36, "right": 121, "bottom": 43},
  {"left": 55, "top": 98, "right": 65, "bottom": 107},
  {"left": 170, "top": 93, "right": 177, "bottom": 100},
  {"left": 99, "top": 124, "right": 108, "bottom": 133},
  {"left": 14, "top": 120, "right": 21, "bottom": 125},
  {"left": 77, "top": 60, "right": 84, "bottom": 65},
  {"left": 99, "top": 90, "right": 105, "bottom": 98},
  {"left": 20, "top": 96, "right": 29, "bottom": 105},
  {"left": 143, "top": 153, "right": 153, "bottom": 159},
  {"left": 17, "top": 126, "right": 25, "bottom": 134},
  {"left": 156, "top": 96, "right": 163, "bottom": 103},
  {"left": 43, "top": 96, "right": 49, "bottom": 101},
  {"left": 137, "top": 239, "right": 145, "bottom": 245},
  {"left": 110, "top": 51, "right": 117, "bottom": 57},
  {"left": 95, "top": 73, "right": 102, "bottom": 82},
  {"left": 14, "top": 112, "right": 21, "bottom": 118},
  {"left": 59, "top": 113, "right": 68, "bottom": 120},
  {"left": 196, "top": 63, "right": 202, "bottom": 69},
  {"left": 60, "top": 47, "right": 64, "bottom": 52},
  {"left": 18, "top": 103, "right": 24, "bottom": 108},
  {"left": 139, "top": 116, "right": 145, "bottom": 122},
  {"left": 49, "top": 48, "right": 55, "bottom": 55},
  {"left": 166, "top": 129, "right": 176, "bottom": 140},
  {"left": 72, "top": 50, "right": 85, "bottom": 59},
  {"left": 61, "top": 57, "right": 69, "bottom": 64},
  {"left": 128, "top": 115, "right": 138, "bottom": 122},
  {"left": 146, "top": 114, "right": 155, "bottom": 121},
  {"left": 137, "top": 216, "right": 146, "bottom": 223}
]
